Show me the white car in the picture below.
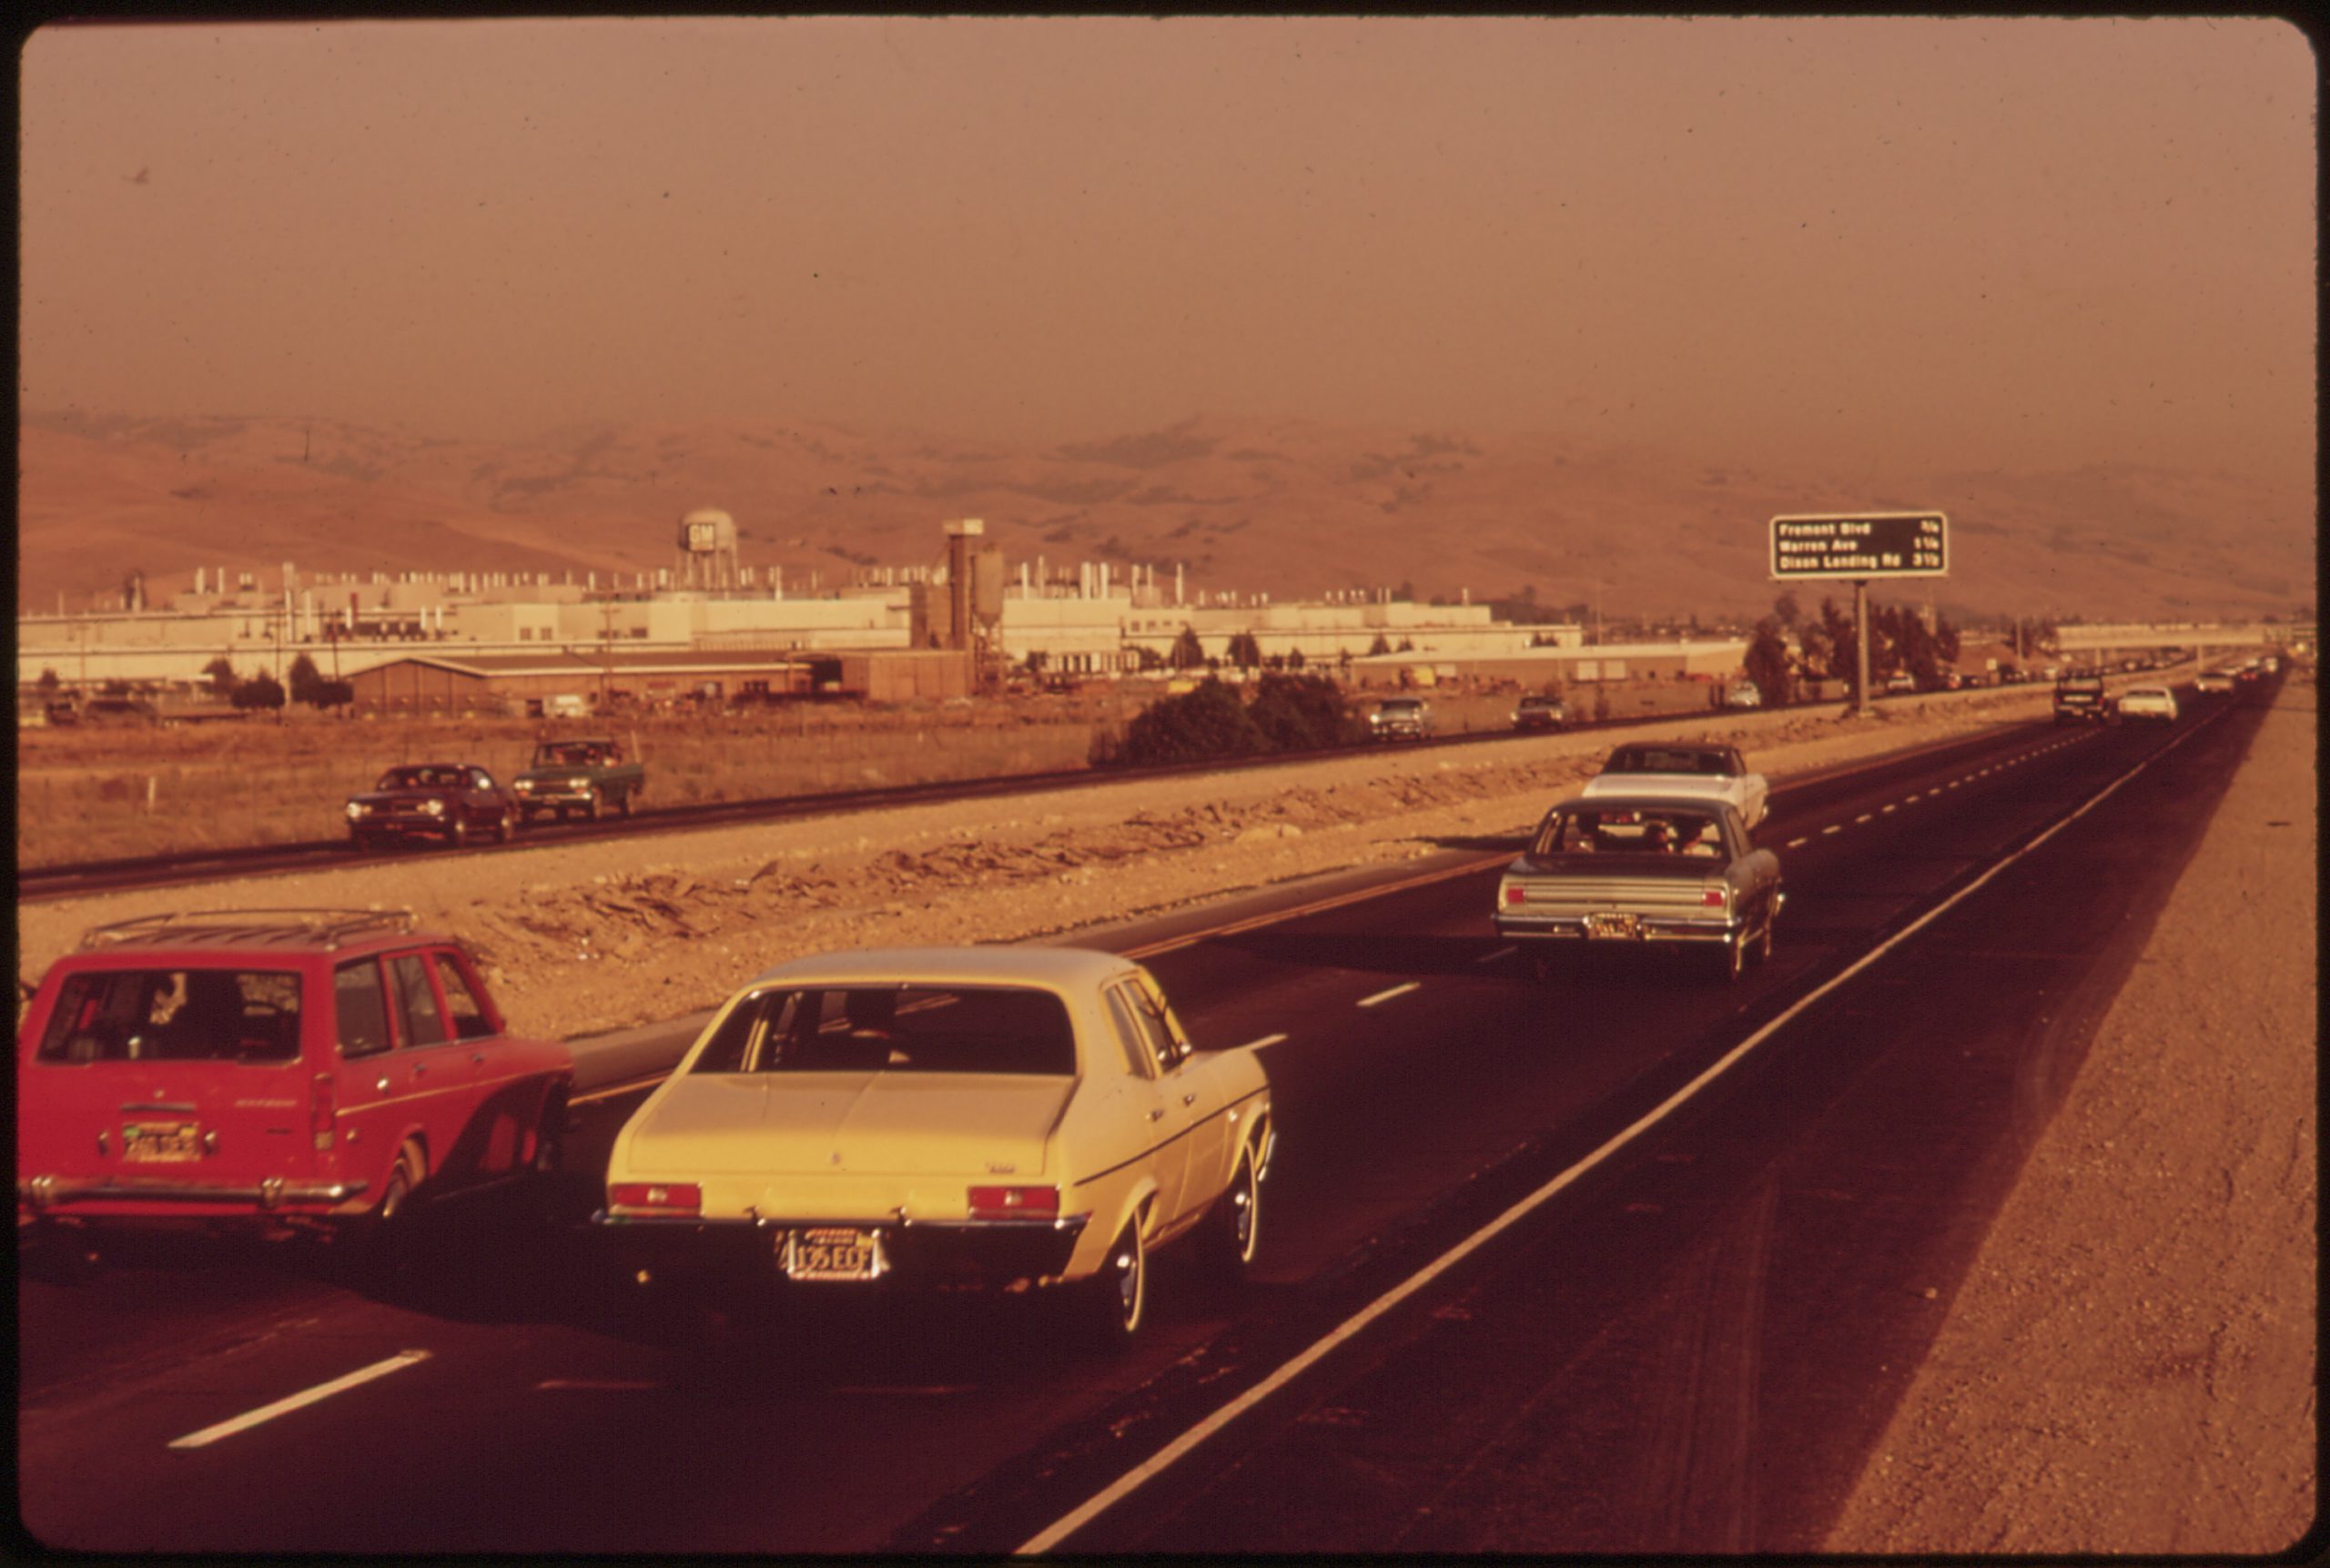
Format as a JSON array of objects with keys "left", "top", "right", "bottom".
[
  {"left": 2116, "top": 686, "right": 2179, "bottom": 722},
  {"left": 595, "top": 946, "right": 1273, "bottom": 1343},
  {"left": 1580, "top": 742, "right": 1770, "bottom": 830}
]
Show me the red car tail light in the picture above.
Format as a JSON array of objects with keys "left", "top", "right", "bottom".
[
  {"left": 1701, "top": 886, "right": 1728, "bottom": 909},
  {"left": 1503, "top": 884, "right": 1526, "bottom": 905},
  {"left": 967, "top": 1185, "right": 1059, "bottom": 1221},
  {"left": 310, "top": 1073, "right": 336, "bottom": 1151},
  {"left": 608, "top": 1182, "right": 702, "bottom": 1214}
]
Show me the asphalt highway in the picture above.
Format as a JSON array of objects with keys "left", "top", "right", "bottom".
[{"left": 15, "top": 679, "right": 2274, "bottom": 1553}]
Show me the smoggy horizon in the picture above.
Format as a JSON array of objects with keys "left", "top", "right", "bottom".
[{"left": 19, "top": 17, "right": 2317, "bottom": 493}]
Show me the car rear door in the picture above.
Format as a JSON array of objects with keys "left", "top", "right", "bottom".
[
  {"left": 340, "top": 949, "right": 481, "bottom": 1188},
  {"left": 1100, "top": 980, "right": 1191, "bottom": 1222}
]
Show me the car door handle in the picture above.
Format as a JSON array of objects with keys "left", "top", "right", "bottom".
[
  {"left": 1182, "top": 1093, "right": 1198, "bottom": 1107},
  {"left": 1148, "top": 1108, "right": 1166, "bottom": 1122},
  {"left": 471, "top": 1053, "right": 486, "bottom": 1066},
  {"left": 411, "top": 1062, "right": 426, "bottom": 1077}
]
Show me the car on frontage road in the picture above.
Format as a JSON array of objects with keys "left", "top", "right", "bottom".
[
  {"left": 595, "top": 946, "right": 1275, "bottom": 1343},
  {"left": 1369, "top": 697, "right": 1434, "bottom": 740},
  {"left": 346, "top": 763, "right": 519, "bottom": 849},
  {"left": 1512, "top": 694, "right": 1569, "bottom": 732}
]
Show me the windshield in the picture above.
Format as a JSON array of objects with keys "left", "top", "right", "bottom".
[
  {"left": 1531, "top": 806, "right": 1725, "bottom": 858},
  {"left": 377, "top": 765, "right": 464, "bottom": 790},
  {"left": 690, "top": 985, "right": 1076, "bottom": 1076},
  {"left": 36, "top": 967, "right": 302, "bottom": 1064}
]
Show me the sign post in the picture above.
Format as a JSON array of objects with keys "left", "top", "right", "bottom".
[{"left": 1770, "top": 511, "right": 1950, "bottom": 718}]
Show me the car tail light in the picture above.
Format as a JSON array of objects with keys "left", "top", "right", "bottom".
[
  {"left": 609, "top": 1182, "right": 701, "bottom": 1214},
  {"left": 1701, "top": 886, "right": 1728, "bottom": 909},
  {"left": 310, "top": 1073, "right": 336, "bottom": 1151},
  {"left": 967, "top": 1185, "right": 1059, "bottom": 1221},
  {"left": 1502, "top": 883, "right": 1526, "bottom": 906}
]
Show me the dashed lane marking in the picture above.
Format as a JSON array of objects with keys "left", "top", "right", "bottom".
[
  {"left": 1821, "top": 824, "right": 1842, "bottom": 835},
  {"left": 1854, "top": 814, "right": 1873, "bottom": 824},
  {"left": 168, "top": 1351, "right": 431, "bottom": 1450},
  {"left": 1357, "top": 982, "right": 1421, "bottom": 1008},
  {"left": 1787, "top": 837, "right": 1809, "bottom": 848},
  {"left": 1237, "top": 1033, "right": 1289, "bottom": 1051},
  {"left": 1881, "top": 804, "right": 1898, "bottom": 814},
  {"left": 1016, "top": 709, "right": 2221, "bottom": 1556}
]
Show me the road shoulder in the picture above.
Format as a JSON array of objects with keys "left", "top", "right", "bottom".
[{"left": 1824, "top": 683, "right": 2316, "bottom": 1553}]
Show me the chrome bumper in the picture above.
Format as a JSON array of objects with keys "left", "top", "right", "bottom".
[
  {"left": 19, "top": 1174, "right": 370, "bottom": 1211},
  {"left": 1494, "top": 914, "right": 1741, "bottom": 943}
]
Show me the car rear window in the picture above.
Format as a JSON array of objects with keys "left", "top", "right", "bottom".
[
  {"left": 1606, "top": 747, "right": 1728, "bottom": 775},
  {"left": 691, "top": 985, "right": 1075, "bottom": 1076},
  {"left": 35, "top": 967, "right": 302, "bottom": 1064},
  {"left": 1532, "top": 807, "right": 1724, "bottom": 857}
]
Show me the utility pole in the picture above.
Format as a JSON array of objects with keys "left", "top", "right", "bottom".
[
  {"left": 598, "top": 600, "right": 619, "bottom": 713},
  {"left": 1852, "top": 580, "right": 1872, "bottom": 717}
]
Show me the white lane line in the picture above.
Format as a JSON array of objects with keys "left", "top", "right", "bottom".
[
  {"left": 168, "top": 1351, "right": 431, "bottom": 1450},
  {"left": 1236, "top": 1033, "right": 1289, "bottom": 1052},
  {"left": 1881, "top": 804, "right": 1898, "bottom": 814},
  {"left": 1854, "top": 814, "right": 1874, "bottom": 824},
  {"left": 1357, "top": 982, "right": 1421, "bottom": 1008},
  {"left": 1786, "top": 836, "right": 1809, "bottom": 848},
  {"left": 1016, "top": 713, "right": 2214, "bottom": 1557},
  {"left": 1475, "top": 946, "right": 1517, "bottom": 965},
  {"left": 1821, "top": 824, "right": 1842, "bottom": 835},
  {"left": 1906, "top": 793, "right": 1922, "bottom": 802}
]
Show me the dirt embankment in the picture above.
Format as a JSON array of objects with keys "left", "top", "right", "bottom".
[
  {"left": 1826, "top": 681, "right": 2315, "bottom": 1553},
  {"left": 19, "top": 684, "right": 2062, "bottom": 1042}
]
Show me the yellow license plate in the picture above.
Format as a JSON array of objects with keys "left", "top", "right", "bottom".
[
  {"left": 122, "top": 1122, "right": 202, "bottom": 1163},
  {"left": 784, "top": 1227, "right": 883, "bottom": 1281},
  {"left": 1585, "top": 913, "right": 1641, "bottom": 940}
]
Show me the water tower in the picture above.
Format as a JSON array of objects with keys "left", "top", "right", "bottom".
[{"left": 675, "top": 508, "right": 742, "bottom": 592}]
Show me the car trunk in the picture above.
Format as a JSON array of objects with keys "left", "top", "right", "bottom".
[
  {"left": 1504, "top": 854, "right": 1726, "bottom": 914},
  {"left": 624, "top": 1072, "right": 1071, "bottom": 1178},
  {"left": 18, "top": 1057, "right": 314, "bottom": 1191}
]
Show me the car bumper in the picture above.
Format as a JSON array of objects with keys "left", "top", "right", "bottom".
[
  {"left": 19, "top": 1173, "right": 370, "bottom": 1217},
  {"left": 591, "top": 1210, "right": 1092, "bottom": 1289},
  {"left": 516, "top": 789, "right": 593, "bottom": 806},
  {"left": 350, "top": 814, "right": 454, "bottom": 836},
  {"left": 1493, "top": 912, "right": 1744, "bottom": 945}
]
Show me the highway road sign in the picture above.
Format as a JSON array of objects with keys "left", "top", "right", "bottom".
[{"left": 1769, "top": 512, "right": 1948, "bottom": 580}]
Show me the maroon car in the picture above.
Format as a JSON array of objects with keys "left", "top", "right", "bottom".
[{"left": 345, "top": 763, "right": 518, "bottom": 850}]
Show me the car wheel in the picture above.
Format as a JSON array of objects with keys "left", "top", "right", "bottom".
[
  {"left": 1754, "top": 914, "right": 1776, "bottom": 966},
  {"left": 1199, "top": 1148, "right": 1262, "bottom": 1282},
  {"left": 447, "top": 814, "right": 470, "bottom": 848},
  {"left": 1711, "top": 933, "right": 1746, "bottom": 984},
  {"left": 342, "top": 1144, "right": 421, "bottom": 1287},
  {"left": 616, "top": 788, "right": 633, "bottom": 818},
  {"left": 493, "top": 807, "right": 514, "bottom": 844},
  {"left": 1079, "top": 1214, "right": 1148, "bottom": 1345},
  {"left": 584, "top": 788, "right": 603, "bottom": 821}
]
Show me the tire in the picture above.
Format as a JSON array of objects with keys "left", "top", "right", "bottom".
[
  {"left": 1079, "top": 1214, "right": 1149, "bottom": 1346},
  {"left": 530, "top": 1094, "right": 566, "bottom": 1175},
  {"left": 492, "top": 807, "right": 514, "bottom": 845},
  {"left": 1755, "top": 913, "right": 1776, "bottom": 966},
  {"left": 616, "top": 787, "right": 634, "bottom": 818},
  {"left": 583, "top": 788, "right": 603, "bottom": 822},
  {"left": 343, "top": 1144, "right": 421, "bottom": 1287},
  {"left": 447, "top": 814, "right": 470, "bottom": 848},
  {"left": 1198, "top": 1148, "right": 1262, "bottom": 1282},
  {"left": 1710, "top": 933, "right": 1746, "bottom": 984}
]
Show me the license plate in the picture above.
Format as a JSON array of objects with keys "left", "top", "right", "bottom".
[
  {"left": 1585, "top": 913, "right": 1641, "bottom": 940},
  {"left": 122, "top": 1121, "right": 202, "bottom": 1163},
  {"left": 783, "top": 1227, "right": 884, "bottom": 1281}
]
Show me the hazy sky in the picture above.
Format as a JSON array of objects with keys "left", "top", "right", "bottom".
[{"left": 18, "top": 17, "right": 2316, "bottom": 486}]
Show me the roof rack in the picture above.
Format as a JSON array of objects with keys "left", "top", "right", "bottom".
[{"left": 78, "top": 908, "right": 419, "bottom": 953}]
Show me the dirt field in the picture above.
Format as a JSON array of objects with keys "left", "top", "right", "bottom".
[
  {"left": 14, "top": 673, "right": 1724, "bottom": 866},
  {"left": 1825, "top": 680, "right": 2315, "bottom": 1553}
]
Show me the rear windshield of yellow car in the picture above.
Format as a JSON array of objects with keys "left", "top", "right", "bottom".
[
  {"left": 691, "top": 985, "right": 1076, "bottom": 1076},
  {"left": 35, "top": 967, "right": 303, "bottom": 1064}
]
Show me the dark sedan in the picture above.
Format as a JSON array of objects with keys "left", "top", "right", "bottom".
[
  {"left": 1512, "top": 694, "right": 1569, "bottom": 732},
  {"left": 345, "top": 763, "right": 519, "bottom": 849}
]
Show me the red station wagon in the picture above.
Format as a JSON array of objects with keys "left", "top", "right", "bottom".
[{"left": 17, "top": 908, "right": 572, "bottom": 1254}]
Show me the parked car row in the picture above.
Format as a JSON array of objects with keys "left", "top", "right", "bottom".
[{"left": 345, "top": 739, "right": 645, "bottom": 849}]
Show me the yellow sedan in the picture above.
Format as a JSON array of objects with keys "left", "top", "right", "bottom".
[{"left": 595, "top": 946, "right": 1273, "bottom": 1342}]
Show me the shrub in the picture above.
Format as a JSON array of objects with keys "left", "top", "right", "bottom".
[
  {"left": 1247, "top": 673, "right": 1365, "bottom": 751},
  {"left": 1116, "top": 679, "right": 1267, "bottom": 765}
]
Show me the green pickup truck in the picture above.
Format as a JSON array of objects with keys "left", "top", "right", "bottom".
[{"left": 512, "top": 737, "right": 645, "bottom": 823}]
